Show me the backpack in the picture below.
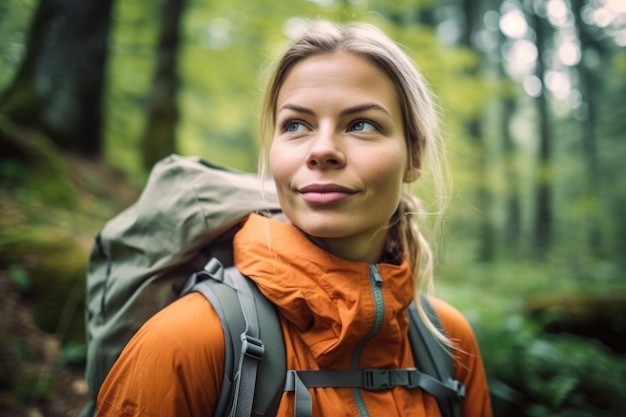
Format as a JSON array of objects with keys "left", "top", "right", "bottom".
[{"left": 80, "top": 154, "right": 465, "bottom": 417}]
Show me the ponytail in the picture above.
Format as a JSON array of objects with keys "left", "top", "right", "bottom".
[{"left": 390, "top": 191, "right": 451, "bottom": 346}]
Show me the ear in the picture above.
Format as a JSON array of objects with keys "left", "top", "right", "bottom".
[
  {"left": 403, "top": 167, "right": 420, "bottom": 183},
  {"left": 403, "top": 150, "right": 421, "bottom": 183}
]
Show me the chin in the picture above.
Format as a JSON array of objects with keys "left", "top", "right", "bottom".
[
  {"left": 295, "top": 222, "right": 346, "bottom": 239},
  {"left": 284, "top": 205, "right": 373, "bottom": 239}
]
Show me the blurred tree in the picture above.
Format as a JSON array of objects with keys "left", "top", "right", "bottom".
[
  {"left": 529, "top": 2, "right": 553, "bottom": 257},
  {"left": 0, "top": 0, "right": 113, "bottom": 156},
  {"left": 382, "top": 0, "right": 436, "bottom": 27},
  {"left": 604, "top": 53, "right": 626, "bottom": 260},
  {"left": 0, "top": 0, "right": 37, "bottom": 89},
  {"left": 140, "top": 0, "right": 186, "bottom": 170},
  {"left": 496, "top": 28, "right": 522, "bottom": 252},
  {"left": 571, "top": 0, "right": 601, "bottom": 254},
  {"left": 461, "top": 0, "right": 496, "bottom": 261}
]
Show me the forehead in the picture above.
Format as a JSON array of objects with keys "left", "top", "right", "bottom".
[{"left": 276, "top": 52, "right": 400, "bottom": 111}]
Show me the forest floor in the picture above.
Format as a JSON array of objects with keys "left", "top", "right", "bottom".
[
  {"left": 0, "top": 154, "right": 140, "bottom": 417},
  {"left": 0, "top": 271, "right": 90, "bottom": 417}
]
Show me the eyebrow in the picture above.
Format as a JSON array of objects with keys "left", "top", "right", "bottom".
[{"left": 278, "top": 103, "right": 392, "bottom": 117}]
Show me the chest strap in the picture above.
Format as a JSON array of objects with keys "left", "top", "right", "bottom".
[{"left": 285, "top": 368, "right": 466, "bottom": 417}]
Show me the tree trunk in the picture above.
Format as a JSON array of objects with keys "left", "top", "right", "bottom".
[
  {"left": 530, "top": 8, "right": 552, "bottom": 257},
  {"left": 571, "top": 0, "right": 601, "bottom": 254},
  {"left": 462, "top": 0, "right": 495, "bottom": 261},
  {"left": 501, "top": 94, "right": 521, "bottom": 250},
  {"left": 496, "top": 16, "right": 522, "bottom": 252},
  {"left": 0, "top": 0, "right": 113, "bottom": 156},
  {"left": 140, "top": 0, "right": 185, "bottom": 171}
]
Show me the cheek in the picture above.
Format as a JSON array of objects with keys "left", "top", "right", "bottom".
[
  {"left": 377, "top": 169, "right": 405, "bottom": 204},
  {"left": 269, "top": 141, "right": 292, "bottom": 190},
  {"left": 368, "top": 149, "right": 407, "bottom": 188},
  {"left": 366, "top": 152, "right": 408, "bottom": 213}
]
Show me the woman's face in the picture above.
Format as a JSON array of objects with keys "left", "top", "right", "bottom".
[{"left": 270, "top": 52, "right": 411, "bottom": 263}]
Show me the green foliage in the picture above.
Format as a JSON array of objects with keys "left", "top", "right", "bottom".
[
  {"left": 59, "top": 341, "right": 87, "bottom": 367},
  {"left": 0, "top": 115, "right": 78, "bottom": 210},
  {"left": 106, "top": 0, "right": 492, "bottom": 176},
  {"left": 12, "top": 367, "right": 54, "bottom": 405},
  {"left": 0, "top": 157, "right": 25, "bottom": 182},
  {"left": 471, "top": 313, "right": 626, "bottom": 417},
  {"left": 0, "top": 0, "right": 37, "bottom": 91},
  {"left": 8, "top": 265, "right": 31, "bottom": 293},
  {"left": 104, "top": 0, "right": 161, "bottom": 179},
  {"left": 436, "top": 245, "right": 626, "bottom": 417},
  {"left": 0, "top": 226, "right": 87, "bottom": 343},
  {"left": 176, "top": 0, "right": 329, "bottom": 171}
]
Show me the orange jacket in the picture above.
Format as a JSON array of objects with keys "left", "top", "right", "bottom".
[{"left": 97, "top": 214, "right": 492, "bottom": 417}]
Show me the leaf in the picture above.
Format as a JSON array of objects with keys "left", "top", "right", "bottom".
[
  {"left": 549, "top": 375, "right": 578, "bottom": 408},
  {"left": 8, "top": 264, "right": 31, "bottom": 293}
]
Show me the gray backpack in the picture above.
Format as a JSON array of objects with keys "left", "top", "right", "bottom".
[{"left": 81, "top": 154, "right": 465, "bottom": 417}]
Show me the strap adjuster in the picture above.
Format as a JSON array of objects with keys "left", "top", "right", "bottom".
[
  {"left": 451, "top": 379, "right": 466, "bottom": 400},
  {"left": 240, "top": 335, "right": 265, "bottom": 360},
  {"left": 363, "top": 369, "right": 392, "bottom": 390}
]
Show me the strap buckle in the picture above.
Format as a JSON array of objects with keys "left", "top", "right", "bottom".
[
  {"left": 240, "top": 335, "right": 265, "bottom": 360},
  {"left": 451, "top": 379, "right": 466, "bottom": 400},
  {"left": 405, "top": 368, "right": 421, "bottom": 389},
  {"left": 363, "top": 369, "right": 392, "bottom": 391}
]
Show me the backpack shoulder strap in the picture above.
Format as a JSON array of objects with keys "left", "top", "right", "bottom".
[
  {"left": 188, "top": 258, "right": 285, "bottom": 417},
  {"left": 408, "top": 293, "right": 464, "bottom": 417},
  {"left": 185, "top": 260, "right": 461, "bottom": 417}
]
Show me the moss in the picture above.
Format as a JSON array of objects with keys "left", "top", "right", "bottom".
[
  {"left": 13, "top": 367, "right": 55, "bottom": 405},
  {"left": 0, "top": 114, "right": 78, "bottom": 210},
  {"left": 0, "top": 225, "right": 87, "bottom": 344}
]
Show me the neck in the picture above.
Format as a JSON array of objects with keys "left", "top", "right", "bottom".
[{"left": 305, "top": 232, "right": 388, "bottom": 265}]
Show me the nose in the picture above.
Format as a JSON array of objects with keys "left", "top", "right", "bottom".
[{"left": 306, "top": 129, "right": 346, "bottom": 170}]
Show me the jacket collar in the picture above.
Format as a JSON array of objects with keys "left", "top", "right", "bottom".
[{"left": 233, "top": 214, "right": 415, "bottom": 367}]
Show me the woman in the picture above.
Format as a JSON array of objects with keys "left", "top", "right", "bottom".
[{"left": 97, "top": 20, "right": 492, "bottom": 417}]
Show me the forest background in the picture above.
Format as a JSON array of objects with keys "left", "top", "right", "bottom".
[{"left": 0, "top": 0, "right": 625, "bottom": 416}]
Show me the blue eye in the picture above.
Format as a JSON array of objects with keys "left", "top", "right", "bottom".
[
  {"left": 350, "top": 121, "right": 376, "bottom": 132},
  {"left": 285, "top": 121, "right": 306, "bottom": 132}
]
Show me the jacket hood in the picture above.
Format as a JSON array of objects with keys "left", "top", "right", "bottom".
[{"left": 233, "top": 213, "right": 415, "bottom": 368}]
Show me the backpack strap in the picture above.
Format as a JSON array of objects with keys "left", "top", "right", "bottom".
[
  {"left": 284, "top": 368, "right": 463, "bottom": 395},
  {"left": 281, "top": 294, "right": 465, "bottom": 417},
  {"left": 184, "top": 260, "right": 463, "bottom": 417},
  {"left": 186, "top": 258, "right": 285, "bottom": 417},
  {"left": 284, "top": 367, "right": 464, "bottom": 417},
  {"left": 409, "top": 294, "right": 465, "bottom": 417}
]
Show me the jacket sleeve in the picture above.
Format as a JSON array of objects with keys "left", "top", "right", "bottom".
[
  {"left": 430, "top": 297, "right": 493, "bottom": 417},
  {"left": 96, "top": 292, "right": 225, "bottom": 417}
]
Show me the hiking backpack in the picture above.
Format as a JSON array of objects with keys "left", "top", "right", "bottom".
[{"left": 81, "top": 154, "right": 465, "bottom": 417}]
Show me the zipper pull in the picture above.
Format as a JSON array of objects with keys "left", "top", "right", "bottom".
[{"left": 369, "top": 265, "right": 383, "bottom": 287}]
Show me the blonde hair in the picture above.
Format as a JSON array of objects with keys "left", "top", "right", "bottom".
[{"left": 259, "top": 20, "right": 450, "bottom": 343}]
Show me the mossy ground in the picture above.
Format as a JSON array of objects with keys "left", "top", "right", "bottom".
[{"left": 0, "top": 147, "right": 138, "bottom": 416}]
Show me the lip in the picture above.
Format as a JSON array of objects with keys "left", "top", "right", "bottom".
[{"left": 297, "top": 183, "right": 357, "bottom": 205}]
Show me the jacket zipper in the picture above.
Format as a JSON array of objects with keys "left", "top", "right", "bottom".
[{"left": 351, "top": 265, "right": 385, "bottom": 417}]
